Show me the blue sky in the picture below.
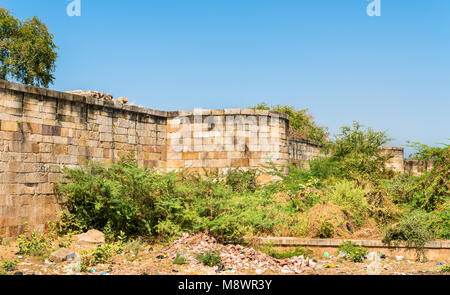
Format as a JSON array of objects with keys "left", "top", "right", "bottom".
[{"left": 2, "top": 0, "right": 449, "bottom": 156}]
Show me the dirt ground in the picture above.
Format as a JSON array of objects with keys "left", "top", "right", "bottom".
[{"left": 0, "top": 236, "right": 448, "bottom": 276}]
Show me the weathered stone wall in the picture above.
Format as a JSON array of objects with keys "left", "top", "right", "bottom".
[
  {"left": 0, "top": 80, "right": 167, "bottom": 237},
  {"left": 404, "top": 159, "right": 435, "bottom": 175},
  {"left": 288, "top": 143, "right": 408, "bottom": 173},
  {"left": 288, "top": 138, "right": 323, "bottom": 168},
  {"left": 382, "top": 147, "right": 405, "bottom": 173},
  {"left": 166, "top": 109, "right": 290, "bottom": 174}
]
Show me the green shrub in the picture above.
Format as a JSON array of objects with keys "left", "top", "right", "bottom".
[
  {"left": 427, "top": 203, "right": 450, "bottom": 239},
  {"left": 196, "top": 250, "right": 221, "bottom": 267},
  {"left": 327, "top": 180, "right": 368, "bottom": 227},
  {"left": 58, "top": 157, "right": 189, "bottom": 238},
  {"left": 441, "top": 265, "right": 450, "bottom": 273},
  {"left": 1, "top": 259, "right": 18, "bottom": 271},
  {"left": 337, "top": 241, "right": 368, "bottom": 263},
  {"left": 59, "top": 156, "right": 293, "bottom": 241},
  {"left": 324, "top": 122, "right": 393, "bottom": 183},
  {"left": 319, "top": 221, "right": 334, "bottom": 238},
  {"left": 384, "top": 174, "right": 419, "bottom": 204},
  {"left": 410, "top": 147, "right": 449, "bottom": 212},
  {"left": 251, "top": 103, "right": 328, "bottom": 144},
  {"left": 225, "top": 168, "right": 258, "bottom": 193},
  {"left": 17, "top": 224, "right": 48, "bottom": 257},
  {"left": 122, "top": 237, "right": 146, "bottom": 256},
  {"left": 382, "top": 210, "right": 434, "bottom": 260},
  {"left": 173, "top": 253, "right": 187, "bottom": 265},
  {"left": 406, "top": 141, "right": 449, "bottom": 161},
  {"left": 80, "top": 243, "right": 122, "bottom": 269},
  {"left": 261, "top": 244, "right": 314, "bottom": 259}
]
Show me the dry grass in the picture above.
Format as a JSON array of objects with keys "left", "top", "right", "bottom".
[{"left": 306, "top": 202, "right": 353, "bottom": 238}]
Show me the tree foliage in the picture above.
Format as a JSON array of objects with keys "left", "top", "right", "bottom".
[
  {"left": 251, "top": 103, "right": 329, "bottom": 143},
  {"left": 323, "top": 121, "right": 393, "bottom": 183},
  {"left": 411, "top": 146, "right": 450, "bottom": 211},
  {"left": 0, "top": 7, "right": 58, "bottom": 87},
  {"left": 406, "top": 140, "right": 449, "bottom": 161}
]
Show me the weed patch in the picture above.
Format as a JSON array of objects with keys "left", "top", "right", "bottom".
[
  {"left": 337, "top": 241, "right": 368, "bottom": 263},
  {"left": 196, "top": 250, "right": 221, "bottom": 267}
]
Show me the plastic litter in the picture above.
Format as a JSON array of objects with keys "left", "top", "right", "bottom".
[
  {"left": 324, "top": 264, "right": 338, "bottom": 268},
  {"left": 314, "top": 265, "right": 324, "bottom": 271},
  {"left": 337, "top": 251, "right": 347, "bottom": 258},
  {"left": 215, "top": 265, "right": 225, "bottom": 273},
  {"left": 323, "top": 252, "right": 330, "bottom": 258},
  {"left": 366, "top": 253, "right": 382, "bottom": 275}
]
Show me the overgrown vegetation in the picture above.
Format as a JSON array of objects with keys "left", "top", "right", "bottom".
[
  {"left": 54, "top": 123, "right": 448, "bottom": 258},
  {"left": 260, "top": 243, "right": 314, "bottom": 260},
  {"left": 173, "top": 253, "right": 187, "bottom": 265},
  {"left": 17, "top": 223, "right": 49, "bottom": 257},
  {"left": 382, "top": 211, "right": 434, "bottom": 260},
  {"left": 1, "top": 259, "right": 18, "bottom": 272},
  {"left": 80, "top": 243, "right": 123, "bottom": 272},
  {"left": 251, "top": 103, "right": 328, "bottom": 144},
  {"left": 320, "top": 121, "right": 393, "bottom": 184},
  {"left": 195, "top": 250, "right": 221, "bottom": 267},
  {"left": 337, "top": 241, "right": 368, "bottom": 263}
]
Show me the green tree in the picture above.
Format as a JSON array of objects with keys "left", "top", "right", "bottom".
[
  {"left": 251, "top": 103, "right": 329, "bottom": 143},
  {"left": 322, "top": 121, "right": 393, "bottom": 182},
  {"left": 406, "top": 140, "right": 449, "bottom": 161},
  {"left": 0, "top": 7, "right": 58, "bottom": 87}
]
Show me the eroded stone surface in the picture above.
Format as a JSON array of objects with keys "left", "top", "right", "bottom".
[{"left": 77, "top": 229, "right": 105, "bottom": 244}]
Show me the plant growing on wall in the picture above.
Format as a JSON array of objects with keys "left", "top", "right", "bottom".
[
  {"left": 0, "top": 7, "right": 58, "bottom": 87},
  {"left": 251, "top": 103, "right": 329, "bottom": 144}
]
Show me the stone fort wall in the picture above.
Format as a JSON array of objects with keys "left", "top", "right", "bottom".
[
  {"left": 0, "top": 80, "right": 415, "bottom": 237},
  {"left": 0, "top": 80, "right": 168, "bottom": 237},
  {"left": 0, "top": 80, "right": 291, "bottom": 236},
  {"left": 166, "top": 109, "right": 290, "bottom": 174}
]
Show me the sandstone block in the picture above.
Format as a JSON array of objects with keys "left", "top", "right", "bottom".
[
  {"left": 77, "top": 229, "right": 105, "bottom": 244},
  {"left": 182, "top": 152, "right": 199, "bottom": 160},
  {"left": 1, "top": 121, "right": 18, "bottom": 132},
  {"left": 231, "top": 158, "right": 249, "bottom": 167}
]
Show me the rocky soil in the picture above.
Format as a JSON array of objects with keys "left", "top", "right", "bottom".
[{"left": 0, "top": 232, "right": 448, "bottom": 276}]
